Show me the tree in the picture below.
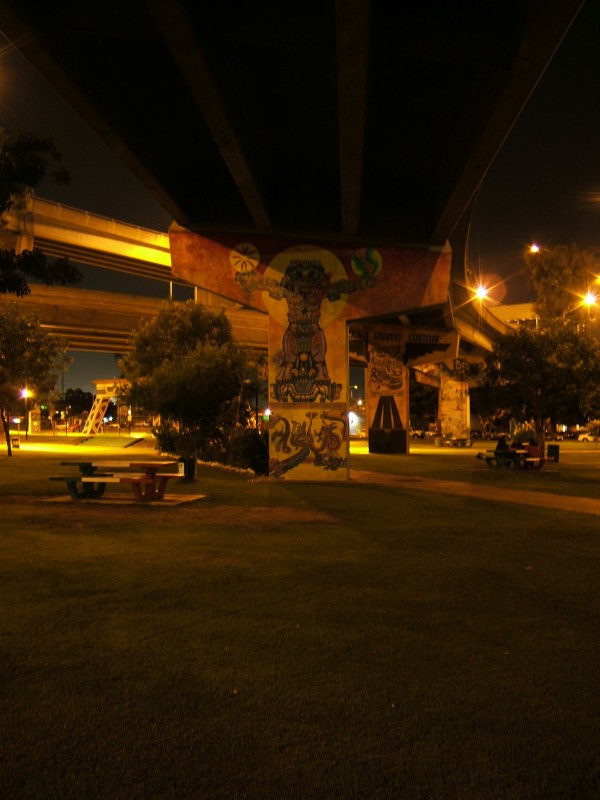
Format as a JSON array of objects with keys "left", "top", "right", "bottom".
[
  {"left": 409, "top": 368, "right": 437, "bottom": 428},
  {"left": 525, "top": 243, "right": 599, "bottom": 325},
  {"left": 53, "top": 387, "right": 94, "bottom": 423},
  {"left": 0, "top": 130, "right": 82, "bottom": 295},
  {"left": 120, "top": 301, "right": 253, "bottom": 466},
  {"left": 0, "top": 303, "right": 70, "bottom": 455},
  {"left": 481, "top": 321, "right": 600, "bottom": 449}
]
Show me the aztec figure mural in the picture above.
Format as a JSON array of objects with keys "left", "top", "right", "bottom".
[
  {"left": 235, "top": 244, "right": 378, "bottom": 479},
  {"left": 168, "top": 226, "right": 452, "bottom": 479},
  {"left": 235, "top": 249, "right": 377, "bottom": 403}
]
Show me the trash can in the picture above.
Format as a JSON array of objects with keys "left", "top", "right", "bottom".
[
  {"left": 178, "top": 457, "right": 197, "bottom": 482},
  {"left": 547, "top": 444, "right": 560, "bottom": 462},
  {"left": 10, "top": 436, "right": 20, "bottom": 449}
]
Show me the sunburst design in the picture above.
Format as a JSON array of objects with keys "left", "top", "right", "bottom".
[{"left": 230, "top": 242, "right": 259, "bottom": 274}]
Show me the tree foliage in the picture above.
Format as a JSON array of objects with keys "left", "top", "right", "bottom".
[
  {"left": 525, "top": 243, "right": 599, "bottom": 325},
  {"left": 474, "top": 242, "right": 600, "bottom": 445},
  {"left": 120, "top": 302, "right": 253, "bottom": 462},
  {"left": 0, "top": 130, "right": 82, "bottom": 295},
  {"left": 482, "top": 321, "right": 600, "bottom": 445},
  {"left": 0, "top": 303, "right": 70, "bottom": 455},
  {"left": 55, "top": 387, "right": 94, "bottom": 416}
]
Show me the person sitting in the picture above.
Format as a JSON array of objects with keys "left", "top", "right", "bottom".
[
  {"left": 495, "top": 434, "right": 519, "bottom": 467},
  {"left": 524, "top": 438, "right": 543, "bottom": 469}
]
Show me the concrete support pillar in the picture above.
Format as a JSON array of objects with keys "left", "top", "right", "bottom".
[
  {"left": 365, "top": 327, "right": 409, "bottom": 454},
  {"left": 437, "top": 364, "right": 470, "bottom": 439}
]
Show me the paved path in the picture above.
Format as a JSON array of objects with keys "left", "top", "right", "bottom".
[{"left": 351, "top": 469, "right": 600, "bottom": 516}]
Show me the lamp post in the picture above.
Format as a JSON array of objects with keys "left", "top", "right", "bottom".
[{"left": 20, "top": 388, "right": 32, "bottom": 440}]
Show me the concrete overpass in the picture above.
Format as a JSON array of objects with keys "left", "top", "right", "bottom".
[
  {"left": 1, "top": 196, "right": 268, "bottom": 351},
  {"left": 0, "top": 2, "right": 584, "bottom": 360}
]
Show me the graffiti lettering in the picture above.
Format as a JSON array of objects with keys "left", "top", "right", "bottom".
[{"left": 408, "top": 334, "right": 440, "bottom": 343}]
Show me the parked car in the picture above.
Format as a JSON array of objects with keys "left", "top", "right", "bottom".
[
  {"left": 578, "top": 429, "right": 599, "bottom": 442},
  {"left": 409, "top": 428, "right": 424, "bottom": 439},
  {"left": 564, "top": 431, "right": 581, "bottom": 440}
]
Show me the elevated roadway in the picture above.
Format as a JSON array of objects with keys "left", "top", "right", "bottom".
[
  {"left": 1, "top": 284, "right": 268, "bottom": 353},
  {"left": 1, "top": 196, "right": 268, "bottom": 352}
]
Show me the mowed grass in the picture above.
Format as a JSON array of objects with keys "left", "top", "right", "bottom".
[{"left": 1, "top": 446, "right": 600, "bottom": 798}]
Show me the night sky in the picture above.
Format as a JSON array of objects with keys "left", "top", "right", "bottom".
[
  {"left": 469, "top": 0, "right": 600, "bottom": 303},
  {"left": 1, "top": 2, "right": 599, "bottom": 389}
]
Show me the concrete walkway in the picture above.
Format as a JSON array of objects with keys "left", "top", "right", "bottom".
[{"left": 351, "top": 469, "right": 600, "bottom": 516}]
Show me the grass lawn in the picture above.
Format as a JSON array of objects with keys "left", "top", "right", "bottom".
[{"left": 1, "top": 443, "right": 599, "bottom": 798}]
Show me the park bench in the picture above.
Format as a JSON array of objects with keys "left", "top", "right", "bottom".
[
  {"left": 477, "top": 450, "right": 518, "bottom": 469},
  {"left": 81, "top": 474, "right": 153, "bottom": 501},
  {"left": 476, "top": 449, "right": 545, "bottom": 471},
  {"left": 49, "top": 472, "right": 115, "bottom": 499}
]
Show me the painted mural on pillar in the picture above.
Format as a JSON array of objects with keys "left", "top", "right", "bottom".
[
  {"left": 236, "top": 245, "right": 379, "bottom": 404},
  {"left": 438, "top": 362, "right": 470, "bottom": 439},
  {"left": 234, "top": 244, "right": 378, "bottom": 479},
  {"left": 366, "top": 328, "right": 409, "bottom": 454},
  {"left": 268, "top": 404, "right": 349, "bottom": 479}
]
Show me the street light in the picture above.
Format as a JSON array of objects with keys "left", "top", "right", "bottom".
[
  {"left": 583, "top": 290, "right": 597, "bottom": 338},
  {"left": 583, "top": 291, "right": 597, "bottom": 307},
  {"left": 20, "top": 388, "right": 32, "bottom": 440}
]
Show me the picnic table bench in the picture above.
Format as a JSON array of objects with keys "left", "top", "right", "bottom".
[
  {"left": 50, "top": 460, "right": 182, "bottom": 501},
  {"left": 476, "top": 449, "right": 545, "bottom": 470}
]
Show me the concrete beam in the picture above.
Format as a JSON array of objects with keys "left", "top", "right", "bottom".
[{"left": 0, "top": 285, "right": 268, "bottom": 353}]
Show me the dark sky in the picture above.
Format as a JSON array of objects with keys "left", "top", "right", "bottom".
[
  {"left": 1, "top": 2, "right": 599, "bottom": 387},
  {"left": 469, "top": 0, "right": 600, "bottom": 303},
  {"left": 1, "top": 32, "right": 174, "bottom": 390}
]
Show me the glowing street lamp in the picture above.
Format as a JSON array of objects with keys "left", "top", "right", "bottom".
[
  {"left": 20, "top": 388, "right": 32, "bottom": 440},
  {"left": 583, "top": 291, "right": 597, "bottom": 308},
  {"left": 529, "top": 243, "right": 540, "bottom": 254}
]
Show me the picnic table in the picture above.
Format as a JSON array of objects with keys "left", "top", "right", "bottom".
[
  {"left": 445, "top": 437, "right": 472, "bottom": 448},
  {"left": 50, "top": 460, "right": 182, "bottom": 501},
  {"left": 476, "top": 449, "right": 544, "bottom": 470}
]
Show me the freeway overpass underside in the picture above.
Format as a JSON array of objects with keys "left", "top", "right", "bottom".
[
  {"left": 1, "top": 196, "right": 268, "bottom": 351},
  {"left": 1, "top": 284, "right": 268, "bottom": 353}
]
